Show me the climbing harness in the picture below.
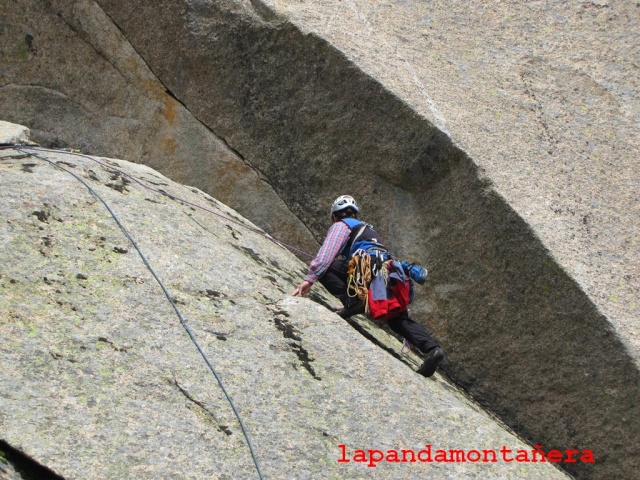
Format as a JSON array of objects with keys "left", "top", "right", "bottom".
[{"left": 6, "top": 145, "right": 264, "bottom": 480}]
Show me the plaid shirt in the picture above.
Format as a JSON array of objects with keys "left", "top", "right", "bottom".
[{"left": 304, "top": 221, "right": 351, "bottom": 283}]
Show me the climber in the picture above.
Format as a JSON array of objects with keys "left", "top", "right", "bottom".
[{"left": 291, "top": 195, "right": 444, "bottom": 377}]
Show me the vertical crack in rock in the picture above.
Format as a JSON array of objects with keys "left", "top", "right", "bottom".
[
  {"left": 48, "top": 3, "right": 129, "bottom": 85},
  {"left": 157, "top": 81, "right": 303, "bottom": 226},
  {"left": 272, "top": 313, "right": 321, "bottom": 381},
  {"left": 95, "top": 1, "right": 278, "bottom": 185},
  {"left": 94, "top": 0, "right": 316, "bottom": 244},
  {"left": 173, "top": 377, "right": 233, "bottom": 436}
]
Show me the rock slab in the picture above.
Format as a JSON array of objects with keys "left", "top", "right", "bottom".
[{"left": 0, "top": 126, "right": 569, "bottom": 479}]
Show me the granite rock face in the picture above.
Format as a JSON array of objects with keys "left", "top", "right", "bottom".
[
  {"left": 0, "top": 0, "right": 317, "bottom": 256},
  {"left": 1, "top": 1, "right": 639, "bottom": 479},
  {"left": 0, "top": 128, "right": 569, "bottom": 479},
  {"left": 92, "top": 2, "right": 640, "bottom": 478}
]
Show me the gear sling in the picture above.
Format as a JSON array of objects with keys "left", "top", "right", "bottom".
[{"left": 341, "top": 218, "right": 412, "bottom": 321}]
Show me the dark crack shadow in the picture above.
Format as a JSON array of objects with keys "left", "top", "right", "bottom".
[
  {"left": 0, "top": 440, "right": 66, "bottom": 480},
  {"left": 271, "top": 315, "right": 321, "bottom": 381},
  {"left": 173, "top": 376, "right": 233, "bottom": 436}
]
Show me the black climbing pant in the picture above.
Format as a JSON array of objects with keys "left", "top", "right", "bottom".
[
  {"left": 318, "top": 255, "right": 352, "bottom": 307},
  {"left": 386, "top": 311, "right": 439, "bottom": 353},
  {"left": 319, "top": 256, "right": 440, "bottom": 354}
]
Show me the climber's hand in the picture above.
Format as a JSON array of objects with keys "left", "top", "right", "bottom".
[{"left": 291, "top": 280, "right": 312, "bottom": 297}]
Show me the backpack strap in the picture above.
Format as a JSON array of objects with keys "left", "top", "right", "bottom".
[
  {"left": 341, "top": 218, "right": 387, "bottom": 258},
  {"left": 350, "top": 224, "right": 369, "bottom": 251},
  {"left": 340, "top": 218, "right": 363, "bottom": 257}
]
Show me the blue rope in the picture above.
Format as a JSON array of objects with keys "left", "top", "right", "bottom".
[
  {"left": 13, "top": 145, "right": 315, "bottom": 260},
  {"left": 14, "top": 147, "right": 264, "bottom": 480}
]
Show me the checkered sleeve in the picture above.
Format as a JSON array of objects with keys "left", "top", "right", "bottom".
[{"left": 304, "top": 222, "right": 351, "bottom": 283}]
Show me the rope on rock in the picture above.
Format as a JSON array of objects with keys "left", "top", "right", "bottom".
[
  {"left": 10, "top": 146, "right": 264, "bottom": 480},
  {"left": 7, "top": 145, "right": 315, "bottom": 260},
  {"left": 346, "top": 251, "right": 373, "bottom": 314}
]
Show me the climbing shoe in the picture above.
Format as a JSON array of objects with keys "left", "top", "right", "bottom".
[
  {"left": 417, "top": 347, "right": 444, "bottom": 377},
  {"left": 336, "top": 301, "right": 365, "bottom": 319}
]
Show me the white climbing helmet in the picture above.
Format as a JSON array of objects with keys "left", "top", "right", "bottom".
[{"left": 331, "top": 195, "right": 359, "bottom": 215}]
